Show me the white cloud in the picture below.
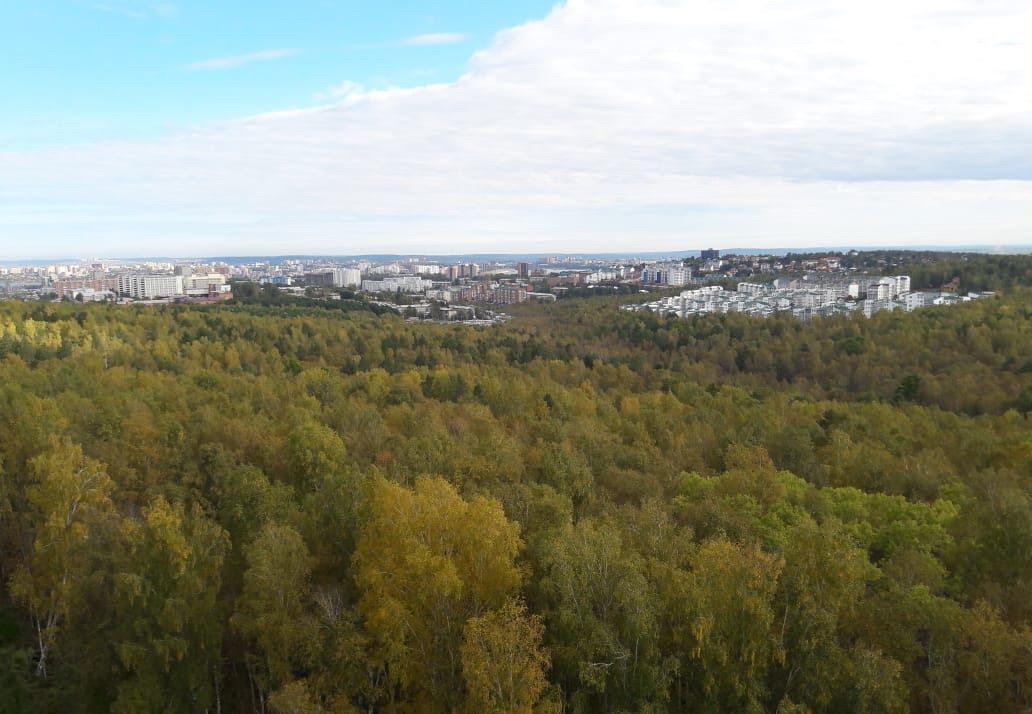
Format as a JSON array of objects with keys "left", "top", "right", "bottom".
[
  {"left": 314, "top": 80, "right": 366, "bottom": 102},
  {"left": 2, "top": 0, "right": 1030, "bottom": 257},
  {"left": 183, "top": 48, "right": 300, "bottom": 71},
  {"left": 402, "top": 32, "right": 469, "bottom": 46}
]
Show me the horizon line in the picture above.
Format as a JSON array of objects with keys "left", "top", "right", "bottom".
[{"left": 3, "top": 243, "right": 1032, "bottom": 265}]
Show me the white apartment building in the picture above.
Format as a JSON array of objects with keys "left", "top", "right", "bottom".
[
  {"left": 868, "top": 280, "right": 892, "bottom": 301},
  {"left": 642, "top": 263, "right": 691, "bottom": 286},
  {"left": 902, "top": 292, "right": 932, "bottom": 311},
  {"left": 863, "top": 299, "right": 899, "bottom": 316},
  {"left": 332, "top": 268, "right": 362, "bottom": 288},
  {"left": 181, "top": 274, "right": 231, "bottom": 297},
  {"left": 117, "top": 274, "right": 184, "bottom": 299},
  {"left": 736, "top": 282, "right": 770, "bottom": 295},
  {"left": 361, "top": 276, "right": 432, "bottom": 293},
  {"left": 668, "top": 265, "right": 691, "bottom": 286}
]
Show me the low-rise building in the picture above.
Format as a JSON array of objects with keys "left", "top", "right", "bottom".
[
  {"left": 361, "top": 276, "right": 433, "bottom": 293},
  {"left": 490, "top": 285, "right": 527, "bottom": 305},
  {"left": 182, "top": 274, "right": 231, "bottom": 297},
  {"left": 54, "top": 278, "right": 119, "bottom": 299}
]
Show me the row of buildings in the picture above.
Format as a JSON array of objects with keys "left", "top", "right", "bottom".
[
  {"left": 52, "top": 271, "right": 232, "bottom": 302},
  {"left": 626, "top": 276, "right": 992, "bottom": 321},
  {"left": 636, "top": 250, "right": 859, "bottom": 287},
  {"left": 296, "top": 262, "right": 493, "bottom": 288}
]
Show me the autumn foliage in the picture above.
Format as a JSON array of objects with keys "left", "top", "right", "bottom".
[{"left": 1, "top": 282, "right": 1031, "bottom": 712}]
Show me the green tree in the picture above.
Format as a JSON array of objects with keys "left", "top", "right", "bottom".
[
  {"left": 772, "top": 519, "right": 876, "bottom": 709},
  {"left": 664, "top": 537, "right": 782, "bottom": 713},
  {"left": 109, "top": 497, "right": 228, "bottom": 714},
  {"left": 8, "top": 438, "right": 115, "bottom": 677},
  {"left": 287, "top": 419, "right": 347, "bottom": 494},
  {"left": 539, "top": 517, "right": 662, "bottom": 713},
  {"left": 232, "top": 522, "right": 319, "bottom": 696}
]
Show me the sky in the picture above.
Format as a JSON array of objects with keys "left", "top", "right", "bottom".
[{"left": 1, "top": 0, "right": 1029, "bottom": 259}]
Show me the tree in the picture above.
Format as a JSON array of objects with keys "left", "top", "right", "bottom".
[
  {"left": 1017, "top": 385, "right": 1032, "bottom": 417},
  {"left": 232, "top": 522, "right": 319, "bottom": 696},
  {"left": 8, "top": 438, "right": 115, "bottom": 677},
  {"left": 772, "top": 519, "right": 876, "bottom": 709},
  {"left": 539, "top": 517, "right": 662, "bottom": 712},
  {"left": 109, "top": 497, "right": 228, "bottom": 714},
  {"left": 894, "top": 374, "right": 922, "bottom": 403},
  {"left": 461, "top": 598, "right": 552, "bottom": 714},
  {"left": 287, "top": 419, "right": 347, "bottom": 494},
  {"left": 0, "top": 610, "right": 36, "bottom": 713},
  {"left": 269, "top": 679, "right": 326, "bottom": 714},
  {"left": 353, "top": 476, "right": 523, "bottom": 710},
  {"left": 664, "top": 536, "right": 783, "bottom": 713},
  {"left": 844, "top": 646, "right": 908, "bottom": 714},
  {"left": 955, "top": 600, "right": 1032, "bottom": 712}
]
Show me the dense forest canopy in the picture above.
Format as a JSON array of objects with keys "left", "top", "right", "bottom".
[{"left": 1, "top": 252, "right": 1031, "bottom": 713}]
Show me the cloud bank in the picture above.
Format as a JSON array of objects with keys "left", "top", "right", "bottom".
[{"left": 3, "top": 0, "right": 1030, "bottom": 257}]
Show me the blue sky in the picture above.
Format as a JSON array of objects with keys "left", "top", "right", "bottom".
[
  {"left": 1, "top": 0, "right": 1029, "bottom": 259},
  {"left": 2, "top": 1, "right": 554, "bottom": 149}
]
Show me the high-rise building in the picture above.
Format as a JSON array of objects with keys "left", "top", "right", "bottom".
[
  {"left": 116, "top": 274, "right": 184, "bottom": 299},
  {"left": 701, "top": 248, "right": 720, "bottom": 260},
  {"left": 641, "top": 263, "right": 691, "bottom": 286},
  {"left": 517, "top": 262, "right": 530, "bottom": 279},
  {"left": 304, "top": 271, "right": 337, "bottom": 287},
  {"left": 868, "top": 280, "right": 892, "bottom": 301},
  {"left": 338, "top": 268, "right": 362, "bottom": 288}
]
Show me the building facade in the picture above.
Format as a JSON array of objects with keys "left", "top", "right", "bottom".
[{"left": 116, "top": 274, "right": 184, "bottom": 299}]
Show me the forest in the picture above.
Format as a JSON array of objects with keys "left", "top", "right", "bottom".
[{"left": 1, "top": 254, "right": 1031, "bottom": 713}]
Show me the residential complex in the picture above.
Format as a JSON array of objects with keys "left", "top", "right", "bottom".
[{"left": 625, "top": 275, "right": 993, "bottom": 321}]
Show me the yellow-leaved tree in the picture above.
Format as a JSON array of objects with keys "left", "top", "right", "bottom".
[
  {"left": 353, "top": 476, "right": 524, "bottom": 712},
  {"left": 460, "top": 598, "right": 553, "bottom": 714}
]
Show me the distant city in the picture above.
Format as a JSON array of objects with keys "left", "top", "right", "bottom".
[{"left": 0, "top": 249, "right": 999, "bottom": 323}]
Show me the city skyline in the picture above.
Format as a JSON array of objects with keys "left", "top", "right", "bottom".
[
  {"left": 2, "top": 0, "right": 1030, "bottom": 258},
  {"left": 2, "top": 249, "right": 995, "bottom": 326},
  {"left": 4, "top": 243, "right": 1032, "bottom": 265}
]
